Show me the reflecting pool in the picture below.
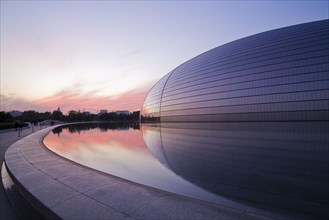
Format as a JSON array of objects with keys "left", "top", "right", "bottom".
[
  {"left": 44, "top": 122, "right": 329, "bottom": 219},
  {"left": 43, "top": 123, "right": 235, "bottom": 208}
]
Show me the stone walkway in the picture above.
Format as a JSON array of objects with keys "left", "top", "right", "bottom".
[{"left": 0, "top": 126, "right": 47, "bottom": 220}]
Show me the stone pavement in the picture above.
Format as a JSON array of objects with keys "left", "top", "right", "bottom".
[{"left": 0, "top": 126, "right": 38, "bottom": 220}]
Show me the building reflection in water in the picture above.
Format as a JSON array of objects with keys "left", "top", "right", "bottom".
[
  {"left": 142, "top": 122, "right": 329, "bottom": 218},
  {"left": 44, "top": 122, "right": 239, "bottom": 211}
]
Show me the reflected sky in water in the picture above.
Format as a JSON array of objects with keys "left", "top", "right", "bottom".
[
  {"left": 43, "top": 123, "right": 234, "bottom": 209},
  {"left": 44, "top": 122, "right": 329, "bottom": 219}
]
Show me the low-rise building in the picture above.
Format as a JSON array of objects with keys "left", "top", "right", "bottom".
[
  {"left": 115, "top": 110, "right": 130, "bottom": 115},
  {"left": 99, "top": 110, "right": 108, "bottom": 115}
]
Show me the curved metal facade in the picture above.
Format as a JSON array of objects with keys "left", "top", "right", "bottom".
[{"left": 141, "top": 20, "right": 329, "bottom": 122}]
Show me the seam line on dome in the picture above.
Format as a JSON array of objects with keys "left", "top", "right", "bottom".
[{"left": 158, "top": 68, "right": 178, "bottom": 122}]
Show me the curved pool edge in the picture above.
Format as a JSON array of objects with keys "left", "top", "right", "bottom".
[
  {"left": 2, "top": 126, "right": 284, "bottom": 220},
  {"left": 1, "top": 161, "right": 48, "bottom": 220}
]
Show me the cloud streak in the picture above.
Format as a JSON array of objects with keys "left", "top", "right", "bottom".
[
  {"left": 33, "top": 83, "right": 152, "bottom": 114},
  {"left": 1, "top": 79, "right": 153, "bottom": 114},
  {"left": 1, "top": 94, "right": 49, "bottom": 112}
]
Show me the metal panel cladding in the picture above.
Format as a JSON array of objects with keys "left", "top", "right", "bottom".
[
  {"left": 141, "top": 20, "right": 329, "bottom": 122},
  {"left": 141, "top": 71, "right": 173, "bottom": 122}
]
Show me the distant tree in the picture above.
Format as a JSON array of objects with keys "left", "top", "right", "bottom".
[
  {"left": 132, "top": 111, "right": 140, "bottom": 121},
  {"left": 20, "top": 110, "right": 38, "bottom": 123},
  {"left": 52, "top": 109, "right": 64, "bottom": 121},
  {"left": 68, "top": 110, "right": 78, "bottom": 122},
  {"left": 67, "top": 110, "right": 94, "bottom": 122},
  {"left": 37, "top": 111, "right": 51, "bottom": 121},
  {"left": 98, "top": 112, "right": 109, "bottom": 121},
  {"left": 108, "top": 112, "right": 117, "bottom": 121},
  {"left": 0, "top": 111, "right": 14, "bottom": 123},
  {"left": 44, "top": 111, "right": 52, "bottom": 120}
]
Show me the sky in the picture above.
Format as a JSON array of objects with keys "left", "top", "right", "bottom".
[{"left": 1, "top": 1, "right": 328, "bottom": 114}]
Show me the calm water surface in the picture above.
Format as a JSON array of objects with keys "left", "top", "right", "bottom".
[
  {"left": 43, "top": 123, "right": 234, "bottom": 207},
  {"left": 44, "top": 122, "right": 329, "bottom": 219}
]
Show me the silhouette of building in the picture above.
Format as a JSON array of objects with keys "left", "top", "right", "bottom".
[
  {"left": 116, "top": 110, "right": 130, "bottom": 115},
  {"left": 141, "top": 20, "right": 329, "bottom": 122},
  {"left": 10, "top": 110, "right": 23, "bottom": 118},
  {"left": 98, "top": 109, "right": 108, "bottom": 115},
  {"left": 82, "top": 111, "right": 91, "bottom": 116}
]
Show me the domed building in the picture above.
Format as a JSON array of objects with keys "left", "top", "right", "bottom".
[{"left": 141, "top": 19, "right": 329, "bottom": 122}]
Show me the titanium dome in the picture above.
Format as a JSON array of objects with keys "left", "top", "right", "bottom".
[{"left": 141, "top": 20, "right": 329, "bottom": 122}]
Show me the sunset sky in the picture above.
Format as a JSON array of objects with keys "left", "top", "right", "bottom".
[{"left": 1, "top": 1, "right": 328, "bottom": 114}]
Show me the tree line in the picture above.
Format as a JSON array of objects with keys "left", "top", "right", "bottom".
[{"left": 0, "top": 110, "right": 140, "bottom": 129}]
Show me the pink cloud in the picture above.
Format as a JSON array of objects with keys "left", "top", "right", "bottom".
[
  {"left": 33, "top": 84, "right": 152, "bottom": 114},
  {"left": 0, "top": 94, "right": 49, "bottom": 112},
  {"left": 2, "top": 81, "right": 153, "bottom": 114}
]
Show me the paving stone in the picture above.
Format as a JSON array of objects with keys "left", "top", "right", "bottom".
[
  {"left": 58, "top": 171, "right": 110, "bottom": 193},
  {"left": 7, "top": 162, "right": 36, "bottom": 178},
  {"left": 85, "top": 180, "right": 170, "bottom": 215},
  {"left": 53, "top": 194, "right": 127, "bottom": 220},
  {"left": 29, "top": 179, "right": 80, "bottom": 208},
  {"left": 131, "top": 195, "right": 243, "bottom": 220},
  {"left": 17, "top": 171, "right": 54, "bottom": 190},
  {"left": 38, "top": 163, "right": 87, "bottom": 179}
]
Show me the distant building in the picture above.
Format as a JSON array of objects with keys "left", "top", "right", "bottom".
[
  {"left": 83, "top": 111, "right": 91, "bottom": 116},
  {"left": 10, "top": 110, "right": 23, "bottom": 118},
  {"left": 99, "top": 110, "right": 108, "bottom": 115},
  {"left": 132, "top": 111, "right": 140, "bottom": 118},
  {"left": 116, "top": 110, "right": 130, "bottom": 115}
]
